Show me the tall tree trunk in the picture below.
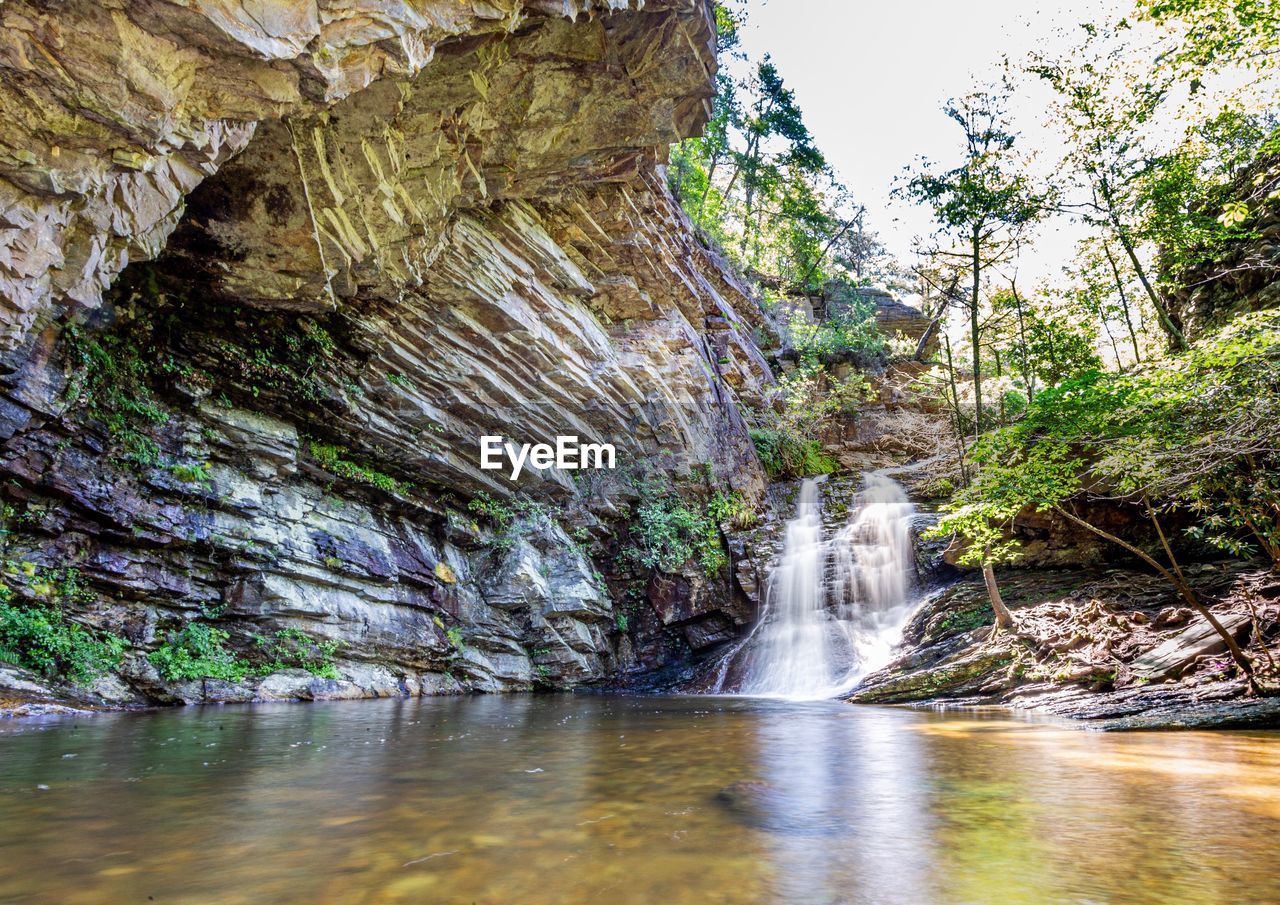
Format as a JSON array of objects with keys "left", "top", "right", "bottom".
[
  {"left": 1099, "top": 310, "right": 1124, "bottom": 373},
  {"left": 695, "top": 151, "right": 722, "bottom": 228},
  {"left": 944, "top": 335, "right": 970, "bottom": 486},
  {"left": 672, "top": 152, "right": 688, "bottom": 203},
  {"left": 740, "top": 174, "right": 757, "bottom": 259},
  {"left": 1009, "top": 279, "right": 1035, "bottom": 405},
  {"left": 1237, "top": 508, "right": 1280, "bottom": 571},
  {"left": 793, "top": 215, "right": 859, "bottom": 293},
  {"left": 1095, "top": 174, "right": 1188, "bottom": 350},
  {"left": 983, "top": 564, "right": 1015, "bottom": 631},
  {"left": 1102, "top": 240, "right": 1142, "bottom": 364},
  {"left": 970, "top": 225, "right": 983, "bottom": 439},
  {"left": 995, "top": 346, "right": 1006, "bottom": 426},
  {"left": 914, "top": 317, "right": 942, "bottom": 362}
]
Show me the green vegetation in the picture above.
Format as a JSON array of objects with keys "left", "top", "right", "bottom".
[
  {"left": 667, "top": 6, "right": 898, "bottom": 479},
  {"left": 0, "top": 595, "right": 125, "bottom": 686},
  {"left": 899, "top": 86, "right": 1044, "bottom": 439},
  {"left": 625, "top": 486, "right": 734, "bottom": 577},
  {"left": 706, "top": 489, "right": 759, "bottom": 530},
  {"left": 307, "top": 440, "right": 411, "bottom": 496},
  {"left": 930, "top": 311, "right": 1280, "bottom": 684},
  {"left": 64, "top": 323, "right": 167, "bottom": 468},
  {"left": 466, "top": 492, "right": 554, "bottom": 551},
  {"left": 150, "top": 623, "right": 341, "bottom": 682},
  {"left": 149, "top": 624, "right": 250, "bottom": 682},
  {"left": 253, "top": 628, "right": 341, "bottom": 679},
  {"left": 669, "top": 3, "right": 901, "bottom": 293},
  {"left": 749, "top": 428, "right": 835, "bottom": 480},
  {"left": 0, "top": 563, "right": 125, "bottom": 686},
  {"left": 785, "top": 302, "right": 887, "bottom": 364},
  {"left": 747, "top": 355, "right": 870, "bottom": 479},
  {"left": 168, "top": 461, "right": 213, "bottom": 486},
  {"left": 212, "top": 315, "right": 338, "bottom": 406}
]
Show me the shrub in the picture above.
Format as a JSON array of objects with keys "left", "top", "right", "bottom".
[
  {"left": 0, "top": 595, "right": 126, "bottom": 686},
  {"left": 149, "top": 623, "right": 250, "bottom": 682},
  {"left": 749, "top": 427, "right": 837, "bottom": 479},
  {"left": 466, "top": 493, "right": 552, "bottom": 551},
  {"left": 707, "top": 489, "right": 759, "bottom": 529},
  {"left": 307, "top": 440, "right": 411, "bottom": 496},
  {"left": 168, "top": 462, "right": 212, "bottom": 486},
  {"left": 627, "top": 491, "right": 728, "bottom": 576},
  {"left": 253, "top": 628, "right": 341, "bottom": 679},
  {"left": 785, "top": 303, "right": 886, "bottom": 365},
  {"left": 746, "top": 353, "right": 868, "bottom": 479},
  {"left": 64, "top": 323, "right": 167, "bottom": 468}
]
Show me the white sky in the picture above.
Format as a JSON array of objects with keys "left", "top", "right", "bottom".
[{"left": 735, "top": 0, "right": 1121, "bottom": 282}]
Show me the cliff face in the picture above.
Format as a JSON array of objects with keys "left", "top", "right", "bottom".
[
  {"left": 0, "top": 0, "right": 775, "bottom": 706},
  {"left": 1166, "top": 158, "right": 1280, "bottom": 341}
]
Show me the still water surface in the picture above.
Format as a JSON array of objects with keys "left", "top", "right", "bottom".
[{"left": 1, "top": 696, "right": 1278, "bottom": 905}]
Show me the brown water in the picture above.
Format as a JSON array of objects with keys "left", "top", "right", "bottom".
[{"left": 1, "top": 696, "right": 1278, "bottom": 905}]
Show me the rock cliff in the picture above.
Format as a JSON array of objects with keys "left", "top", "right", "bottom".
[
  {"left": 0, "top": 0, "right": 777, "bottom": 706},
  {"left": 1166, "top": 157, "right": 1280, "bottom": 341}
]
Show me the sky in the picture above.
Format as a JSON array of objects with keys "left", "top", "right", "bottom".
[{"left": 735, "top": 0, "right": 1119, "bottom": 283}]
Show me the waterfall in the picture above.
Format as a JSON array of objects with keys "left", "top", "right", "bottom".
[
  {"left": 739, "top": 479, "right": 831, "bottom": 698},
  {"left": 737, "top": 473, "right": 918, "bottom": 700}
]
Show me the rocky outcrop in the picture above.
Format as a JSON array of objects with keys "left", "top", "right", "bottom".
[
  {"left": 0, "top": 0, "right": 720, "bottom": 347},
  {"left": 1165, "top": 157, "right": 1280, "bottom": 341},
  {"left": 851, "top": 562, "right": 1280, "bottom": 729},
  {"left": 821, "top": 282, "right": 935, "bottom": 353},
  {"left": 0, "top": 0, "right": 776, "bottom": 706}
]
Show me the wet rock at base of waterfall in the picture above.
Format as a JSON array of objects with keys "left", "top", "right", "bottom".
[
  {"left": 681, "top": 615, "right": 738, "bottom": 650},
  {"left": 849, "top": 562, "right": 1280, "bottom": 729},
  {"left": 1128, "top": 613, "right": 1251, "bottom": 681},
  {"left": 647, "top": 571, "right": 748, "bottom": 652},
  {"left": 850, "top": 643, "right": 1012, "bottom": 705}
]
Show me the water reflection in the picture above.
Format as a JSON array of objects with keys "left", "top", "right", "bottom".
[
  {"left": 0, "top": 697, "right": 1277, "bottom": 904},
  {"left": 750, "top": 703, "right": 940, "bottom": 904}
]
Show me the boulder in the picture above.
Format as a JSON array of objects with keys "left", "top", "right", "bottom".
[{"left": 1128, "top": 613, "right": 1251, "bottom": 681}]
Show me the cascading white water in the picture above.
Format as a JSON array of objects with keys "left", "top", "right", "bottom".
[
  {"left": 738, "top": 472, "right": 917, "bottom": 700},
  {"left": 828, "top": 473, "right": 918, "bottom": 679},
  {"left": 739, "top": 479, "right": 830, "bottom": 698}
]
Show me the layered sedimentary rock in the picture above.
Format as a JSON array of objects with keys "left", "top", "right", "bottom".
[
  {"left": 0, "top": 0, "right": 776, "bottom": 705},
  {"left": 1164, "top": 158, "right": 1280, "bottom": 341},
  {"left": 0, "top": 0, "right": 718, "bottom": 346}
]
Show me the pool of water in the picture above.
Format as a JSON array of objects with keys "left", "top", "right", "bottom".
[{"left": 1, "top": 696, "right": 1277, "bottom": 904}]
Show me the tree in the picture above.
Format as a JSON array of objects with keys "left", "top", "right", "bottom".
[
  {"left": 926, "top": 502, "right": 1019, "bottom": 631},
  {"left": 930, "top": 309, "right": 1280, "bottom": 693},
  {"left": 1031, "top": 25, "right": 1192, "bottom": 349},
  {"left": 670, "top": 4, "right": 890, "bottom": 294},
  {"left": 990, "top": 281, "right": 1101, "bottom": 395},
  {"left": 672, "top": 2, "right": 746, "bottom": 238},
  {"left": 1139, "top": 0, "right": 1280, "bottom": 71},
  {"left": 721, "top": 57, "right": 826, "bottom": 263},
  {"left": 900, "top": 88, "right": 1043, "bottom": 439}
]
